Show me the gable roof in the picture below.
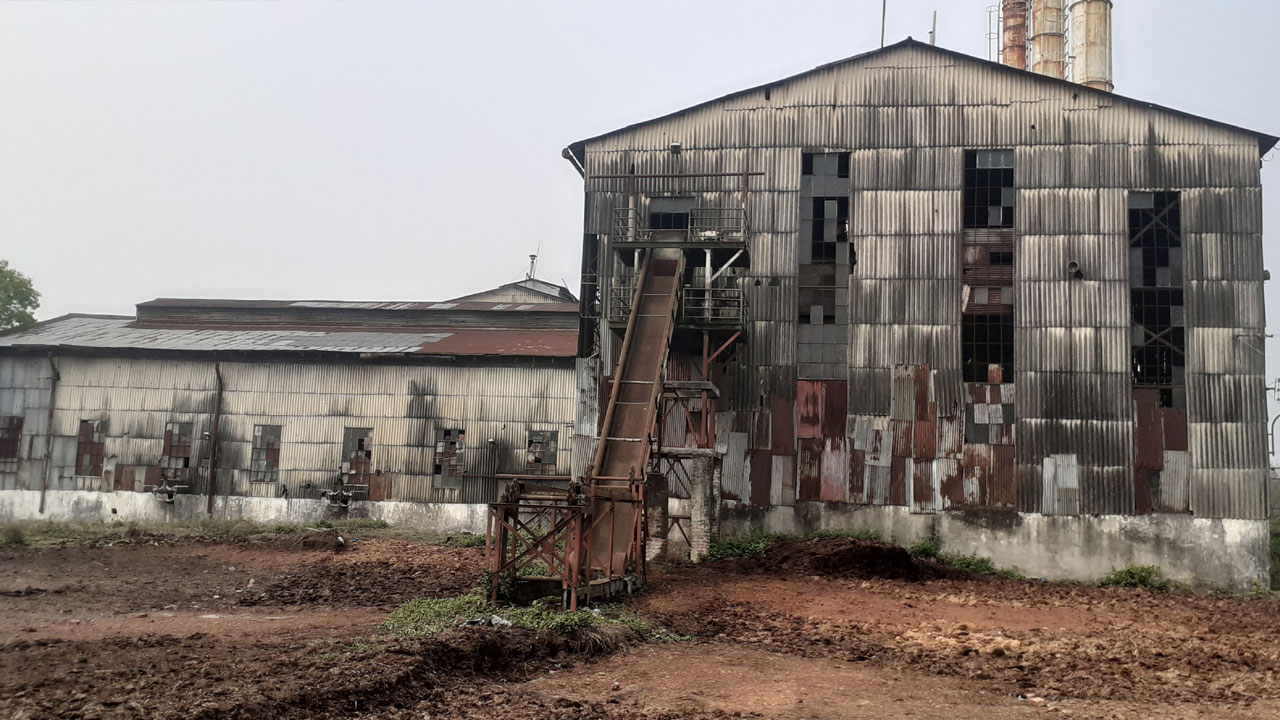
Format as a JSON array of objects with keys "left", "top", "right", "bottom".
[
  {"left": 566, "top": 38, "right": 1278, "bottom": 161},
  {"left": 450, "top": 278, "right": 578, "bottom": 304}
]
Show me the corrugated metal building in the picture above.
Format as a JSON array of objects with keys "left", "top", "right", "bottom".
[
  {"left": 567, "top": 39, "right": 1277, "bottom": 587},
  {"left": 0, "top": 289, "right": 581, "bottom": 515}
]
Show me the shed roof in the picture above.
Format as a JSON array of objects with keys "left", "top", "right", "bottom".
[
  {"left": 567, "top": 38, "right": 1278, "bottom": 160},
  {"left": 0, "top": 315, "right": 577, "bottom": 359}
]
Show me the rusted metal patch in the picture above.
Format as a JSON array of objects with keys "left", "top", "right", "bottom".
[
  {"left": 936, "top": 415, "right": 963, "bottom": 457},
  {"left": 912, "top": 365, "right": 932, "bottom": 420},
  {"left": 990, "top": 444, "right": 1016, "bottom": 507},
  {"left": 913, "top": 416, "right": 937, "bottom": 459},
  {"left": 911, "top": 459, "right": 935, "bottom": 513},
  {"left": 891, "top": 419, "right": 914, "bottom": 458},
  {"left": 848, "top": 448, "right": 866, "bottom": 503},
  {"left": 1163, "top": 408, "right": 1188, "bottom": 451},
  {"left": 822, "top": 381, "right": 847, "bottom": 439},
  {"left": 798, "top": 437, "right": 823, "bottom": 501},
  {"left": 1134, "top": 388, "right": 1164, "bottom": 472},
  {"left": 819, "top": 437, "right": 848, "bottom": 503},
  {"left": 796, "top": 380, "right": 823, "bottom": 440},
  {"left": 748, "top": 449, "right": 772, "bottom": 507},
  {"left": 770, "top": 396, "right": 795, "bottom": 455},
  {"left": 889, "top": 456, "right": 908, "bottom": 506}
]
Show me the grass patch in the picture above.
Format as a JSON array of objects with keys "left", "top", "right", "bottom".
[
  {"left": 441, "top": 533, "right": 487, "bottom": 549},
  {"left": 1098, "top": 564, "right": 1174, "bottom": 592},
  {"left": 936, "top": 551, "right": 1023, "bottom": 578},
  {"left": 0, "top": 516, "right": 398, "bottom": 548},
  {"left": 907, "top": 539, "right": 941, "bottom": 559},
  {"left": 1, "top": 525, "right": 26, "bottom": 546},
  {"left": 705, "top": 532, "right": 784, "bottom": 560},
  {"left": 381, "top": 593, "right": 676, "bottom": 641}
]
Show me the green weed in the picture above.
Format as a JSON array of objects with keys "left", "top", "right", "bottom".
[
  {"left": 1099, "top": 564, "right": 1174, "bottom": 592},
  {"left": 907, "top": 539, "right": 941, "bottom": 559},
  {"left": 380, "top": 593, "right": 677, "bottom": 641},
  {"left": 705, "top": 532, "right": 781, "bottom": 560}
]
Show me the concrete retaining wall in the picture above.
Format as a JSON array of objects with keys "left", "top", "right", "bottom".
[
  {"left": 3, "top": 489, "right": 1268, "bottom": 591},
  {"left": 0, "top": 490, "right": 489, "bottom": 535},
  {"left": 720, "top": 502, "right": 1271, "bottom": 592}
]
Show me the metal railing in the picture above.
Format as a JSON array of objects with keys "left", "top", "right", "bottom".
[
  {"left": 681, "top": 287, "right": 745, "bottom": 325},
  {"left": 607, "top": 280, "right": 637, "bottom": 323},
  {"left": 611, "top": 207, "right": 747, "bottom": 244}
]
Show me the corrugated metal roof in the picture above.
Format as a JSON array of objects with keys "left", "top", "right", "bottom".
[
  {"left": 0, "top": 315, "right": 576, "bottom": 358},
  {"left": 136, "top": 298, "right": 578, "bottom": 313},
  {"left": 565, "top": 39, "right": 1278, "bottom": 161}
]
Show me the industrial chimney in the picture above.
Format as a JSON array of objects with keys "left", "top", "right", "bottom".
[
  {"left": 1029, "top": 0, "right": 1066, "bottom": 79},
  {"left": 1001, "top": 0, "right": 1029, "bottom": 70},
  {"left": 1068, "top": 0, "right": 1113, "bottom": 91}
]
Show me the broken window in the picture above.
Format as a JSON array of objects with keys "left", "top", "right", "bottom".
[
  {"left": 526, "top": 430, "right": 559, "bottom": 474},
  {"left": 161, "top": 421, "right": 193, "bottom": 481},
  {"left": 962, "top": 314, "right": 1014, "bottom": 384},
  {"left": 433, "top": 428, "right": 465, "bottom": 482},
  {"left": 801, "top": 152, "right": 851, "bottom": 263},
  {"left": 342, "top": 427, "right": 373, "bottom": 474},
  {"left": 798, "top": 151, "right": 852, "bottom": 380},
  {"left": 75, "top": 420, "right": 105, "bottom": 476},
  {"left": 648, "top": 196, "right": 694, "bottom": 230},
  {"left": 249, "top": 424, "right": 282, "bottom": 483},
  {"left": 1129, "top": 191, "right": 1185, "bottom": 406},
  {"left": 963, "top": 150, "right": 1015, "bottom": 229},
  {"left": 0, "top": 416, "right": 21, "bottom": 459}
]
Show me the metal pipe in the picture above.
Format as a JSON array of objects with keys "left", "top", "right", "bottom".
[
  {"left": 1068, "top": 0, "right": 1113, "bottom": 92},
  {"left": 205, "top": 363, "right": 223, "bottom": 516},
  {"left": 1001, "top": 0, "right": 1029, "bottom": 70},
  {"left": 880, "top": 0, "right": 887, "bottom": 47},
  {"left": 38, "top": 355, "right": 59, "bottom": 515},
  {"left": 1029, "top": 0, "right": 1066, "bottom": 79}
]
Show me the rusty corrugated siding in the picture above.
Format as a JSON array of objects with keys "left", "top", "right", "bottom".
[{"left": 579, "top": 41, "right": 1270, "bottom": 520}]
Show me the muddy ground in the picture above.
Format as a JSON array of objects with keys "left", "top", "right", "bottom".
[{"left": 2, "top": 532, "right": 1279, "bottom": 719}]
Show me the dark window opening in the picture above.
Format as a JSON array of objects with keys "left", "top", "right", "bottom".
[
  {"left": 342, "top": 427, "right": 373, "bottom": 475},
  {"left": 809, "top": 196, "right": 849, "bottom": 262},
  {"left": 250, "top": 424, "right": 282, "bottom": 483},
  {"left": 648, "top": 196, "right": 694, "bottom": 230},
  {"left": 802, "top": 151, "right": 850, "bottom": 179},
  {"left": 433, "top": 428, "right": 465, "bottom": 477},
  {"left": 1129, "top": 191, "right": 1184, "bottom": 404},
  {"left": 989, "top": 251, "right": 1014, "bottom": 266},
  {"left": 962, "top": 314, "right": 1014, "bottom": 383},
  {"left": 76, "top": 420, "right": 105, "bottom": 476},
  {"left": 0, "top": 416, "right": 21, "bottom": 459},
  {"left": 527, "top": 430, "right": 559, "bottom": 474},
  {"left": 161, "top": 421, "right": 193, "bottom": 480},
  {"left": 963, "top": 149, "right": 1015, "bottom": 229}
]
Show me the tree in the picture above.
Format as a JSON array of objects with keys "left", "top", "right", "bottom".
[{"left": 0, "top": 260, "right": 39, "bottom": 332}]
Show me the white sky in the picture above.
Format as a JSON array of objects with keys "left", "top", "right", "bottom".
[{"left": 2, "top": 0, "right": 1278, "bottom": 403}]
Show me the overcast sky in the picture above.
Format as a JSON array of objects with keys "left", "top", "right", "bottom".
[{"left": 2, "top": 0, "right": 1278, "bottom": 391}]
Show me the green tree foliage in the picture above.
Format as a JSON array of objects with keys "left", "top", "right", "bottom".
[{"left": 0, "top": 260, "right": 39, "bottom": 332}]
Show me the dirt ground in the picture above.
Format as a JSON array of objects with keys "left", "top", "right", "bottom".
[{"left": 2, "top": 532, "right": 1279, "bottom": 719}]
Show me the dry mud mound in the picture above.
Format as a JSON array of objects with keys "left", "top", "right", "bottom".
[
  {"left": 714, "top": 536, "right": 955, "bottom": 582},
  {"left": 238, "top": 540, "right": 482, "bottom": 607},
  {"left": 0, "top": 626, "right": 675, "bottom": 720}
]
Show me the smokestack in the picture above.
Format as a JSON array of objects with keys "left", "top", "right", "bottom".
[
  {"left": 1029, "top": 0, "right": 1066, "bottom": 79},
  {"left": 1068, "top": 0, "right": 1113, "bottom": 91},
  {"left": 1001, "top": 1, "right": 1029, "bottom": 70}
]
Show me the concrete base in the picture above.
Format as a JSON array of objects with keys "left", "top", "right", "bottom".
[
  {"left": 720, "top": 502, "right": 1271, "bottom": 592},
  {"left": 0, "top": 490, "right": 489, "bottom": 535}
]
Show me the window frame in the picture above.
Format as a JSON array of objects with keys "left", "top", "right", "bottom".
[{"left": 249, "top": 424, "right": 283, "bottom": 484}]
